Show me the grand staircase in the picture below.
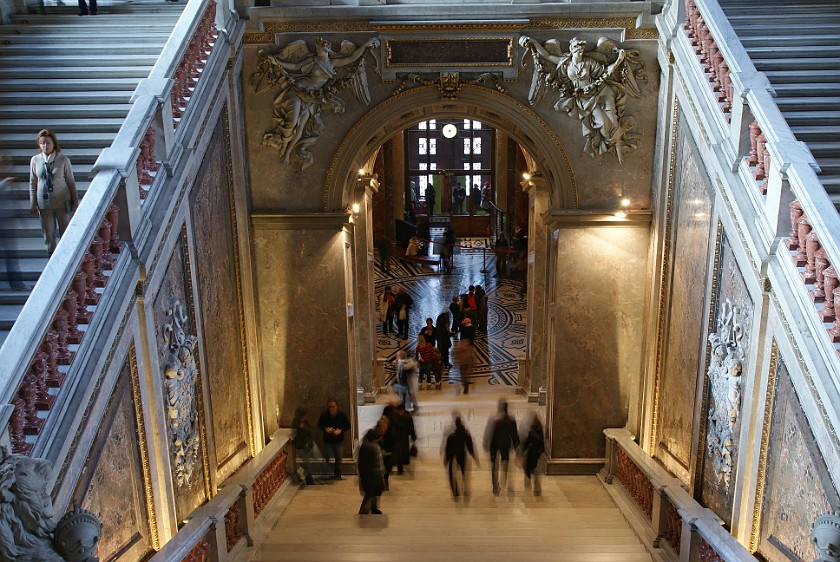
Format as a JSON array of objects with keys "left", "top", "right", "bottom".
[
  {"left": 718, "top": 0, "right": 840, "bottom": 213},
  {"left": 0, "top": 2, "right": 184, "bottom": 347}
]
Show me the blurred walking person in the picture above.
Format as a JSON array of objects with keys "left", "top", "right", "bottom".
[
  {"left": 521, "top": 413, "right": 547, "bottom": 495},
  {"left": 0, "top": 153, "right": 28, "bottom": 290},
  {"left": 391, "top": 403, "right": 416, "bottom": 476},
  {"left": 452, "top": 337, "right": 474, "bottom": 394},
  {"left": 357, "top": 428, "right": 386, "bottom": 515},
  {"left": 484, "top": 399, "right": 519, "bottom": 495},
  {"left": 393, "top": 350, "right": 419, "bottom": 412},
  {"left": 291, "top": 406, "right": 327, "bottom": 485},
  {"left": 443, "top": 415, "right": 478, "bottom": 499},
  {"left": 436, "top": 310, "right": 452, "bottom": 369}
]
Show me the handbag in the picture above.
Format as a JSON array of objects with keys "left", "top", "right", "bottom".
[{"left": 409, "top": 444, "right": 418, "bottom": 457}]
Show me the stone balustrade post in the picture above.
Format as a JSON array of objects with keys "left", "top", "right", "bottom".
[
  {"left": 787, "top": 200, "right": 803, "bottom": 249},
  {"left": 803, "top": 230, "right": 821, "bottom": 285},
  {"left": 821, "top": 267, "right": 837, "bottom": 322},
  {"left": 794, "top": 217, "right": 811, "bottom": 267},
  {"left": 813, "top": 249, "right": 829, "bottom": 302},
  {"left": 829, "top": 287, "right": 840, "bottom": 343}
]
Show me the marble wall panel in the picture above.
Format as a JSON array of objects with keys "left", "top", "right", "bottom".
[
  {"left": 699, "top": 230, "right": 753, "bottom": 526},
  {"left": 252, "top": 227, "right": 352, "bottom": 440},
  {"left": 190, "top": 111, "right": 249, "bottom": 472},
  {"left": 655, "top": 110, "right": 714, "bottom": 473},
  {"left": 72, "top": 354, "right": 152, "bottom": 562},
  {"left": 757, "top": 357, "right": 840, "bottom": 561},
  {"left": 153, "top": 233, "right": 208, "bottom": 522},
  {"left": 551, "top": 225, "right": 647, "bottom": 459}
]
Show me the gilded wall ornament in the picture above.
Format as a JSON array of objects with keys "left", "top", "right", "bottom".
[
  {"left": 250, "top": 37, "right": 380, "bottom": 169},
  {"left": 706, "top": 298, "right": 744, "bottom": 492},
  {"left": 518, "top": 36, "right": 646, "bottom": 164},
  {"left": 391, "top": 71, "right": 508, "bottom": 98},
  {"left": 162, "top": 300, "right": 201, "bottom": 488}
]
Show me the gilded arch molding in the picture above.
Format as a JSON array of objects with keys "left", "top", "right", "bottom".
[{"left": 322, "top": 84, "right": 578, "bottom": 211}]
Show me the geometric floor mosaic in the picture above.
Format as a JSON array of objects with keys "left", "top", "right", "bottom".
[{"left": 374, "top": 238, "right": 527, "bottom": 388}]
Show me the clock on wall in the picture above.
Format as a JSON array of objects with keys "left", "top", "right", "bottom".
[{"left": 442, "top": 124, "right": 458, "bottom": 138}]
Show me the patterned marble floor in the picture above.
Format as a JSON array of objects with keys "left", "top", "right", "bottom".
[{"left": 375, "top": 237, "right": 527, "bottom": 389}]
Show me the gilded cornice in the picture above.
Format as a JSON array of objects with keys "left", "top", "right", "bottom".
[
  {"left": 531, "top": 17, "right": 658, "bottom": 39},
  {"left": 750, "top": 340, "right": 778, "bottom": 553}
]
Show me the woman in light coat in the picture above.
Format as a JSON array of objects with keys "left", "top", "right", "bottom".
[{"left": 29, "top": 129, "right": 78, "bottom": 255}]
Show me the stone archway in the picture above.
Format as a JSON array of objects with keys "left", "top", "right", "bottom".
[{"left": 327, "top": 85, "right": 574, "bottom": 407}]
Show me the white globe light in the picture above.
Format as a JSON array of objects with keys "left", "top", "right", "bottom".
[{"left": 442, "top": 124, "right": 458, "bottom": 138}]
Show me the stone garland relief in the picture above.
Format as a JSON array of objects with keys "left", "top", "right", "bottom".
[
  {"left": 72, "top": 357, "right": 152, "bottom": 562},
  {"left": 700, "top": 231, "right": 753, "bottom": 527},
  {"left": 189, "top": 113, "right": 249, "bottom": 471},
  {"left": 758, "top": 359, "right": 840, "bottom": 562},
  {"left": 250, "top": 36, "right": 380, "bottom": 169},
  {"left": 518, "top": 35, "right": 646, "bottom": 164},
  {"left": 154, "top": 236, "right": 207, "bottom": 521}
]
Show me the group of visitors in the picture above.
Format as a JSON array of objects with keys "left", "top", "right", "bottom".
[{"left": 291, "top": 396, "right": 546, "bottom": 516}]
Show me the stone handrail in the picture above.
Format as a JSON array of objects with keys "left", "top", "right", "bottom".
[
  {"left": 149, "top": 430, "right": 294, "bottom": 561},
  {"left": 681, "top": 1, "right": 840, "bottom": 359},
  {"left": 0, "top": 0, "right": 228, "bottom": 456},
  {"left": 604, "top": 429, "right": 756, "bottom": 561}
]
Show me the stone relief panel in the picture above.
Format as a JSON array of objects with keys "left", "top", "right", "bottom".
[
  {"left": 252, "top": 227, "right": 351, "bottom": 438},
  {"left": 758, "top": 357, "right": 840, "bottom": 561},
  {"left": 250, "top": 37, "right": 380, "bottom": 169},
  {"left": 154, "top": 233, "right": 208, "bottom": 522},
  {"left": 655, "top": 109, "right": 714, "bottom": 475},
  {"left": 699, "top": 230, "right": 753, "bottom": 526},
  {"left": 551, "top": 226, "right": 647, "bottom": 459},
  {"left": 189, "top": 110, "right": 249, "bottom": 472},
  {"left": 519, "top": 35, "right": 646, "bottom": 164},
  {"left": 72, "top": 353, "right": 152, "bottom": 562}
]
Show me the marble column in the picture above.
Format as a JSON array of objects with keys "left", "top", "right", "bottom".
[
  {"left": 351, "top": 177, "right": 379, "bottom": 403},
  {"left": 523, "top": 177, "right": 549, "bottom": 401}
]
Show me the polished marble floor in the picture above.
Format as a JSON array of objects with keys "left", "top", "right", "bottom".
[{"left": 375, "top": 237, "right": 527, "bottom": 389}]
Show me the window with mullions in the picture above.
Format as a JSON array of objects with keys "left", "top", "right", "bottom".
[{"left": 405, "top": 120, "right": 493, "bottom": 217}]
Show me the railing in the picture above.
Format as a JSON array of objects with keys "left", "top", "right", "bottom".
[
  {"left": 149, "top": 431, "right": 294, "bottom": 562},
  {"left": 604, "top": 429, "right": 757, "bottom": 561},
  {"left": 679, "top": 0, "right": 840, "bottom": 368},
  {"left": 0, "top": 0, "right": 228, "bottom": 456}
]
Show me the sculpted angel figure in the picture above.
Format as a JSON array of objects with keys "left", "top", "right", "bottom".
[
  {"left": 519, "top": 36, "right": 645, "bottom": 164},
  {"left": 251, "top": 36, "right": 380, "bottom": 169}
]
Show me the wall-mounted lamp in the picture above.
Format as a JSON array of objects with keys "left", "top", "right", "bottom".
[
  {"left": 621, "top": 197, "right": 631, "bottom": 208},
  {"left": 522, "top": 172, "right": 531, "bottom": 181},
  {"left": 352, "top": 203, "right": 360, "bottom": 214},
  {"left": 358, "top": 168, "right": 366, "bottom": 176}
]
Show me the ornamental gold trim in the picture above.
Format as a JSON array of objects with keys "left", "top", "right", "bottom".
[
  {"left": 694, "top": 220, "right": 724, "bottom": 495},
  {"left": 323, "top": 84, "right": 577, "bottom": 210},
  {"left": 130, "top": 343, "right": 160, "bottom": 551},
  {"left": 374, "top": 23, "right": 527, "bottom": 32},
  {"left": 750, "top": 340, "right": 778, "bottom": 553},
  {"left": 530, "top": 17, "right": 658, "bottom": 39},
  {"left": 182, "top": 225, "right": 213, "bottom": 501},
  {"left": 223, "top": 104, "right": 256, "bottom": 459},
  {"left": 244, "top": 32, "right": 273, "bottom": 44},
  {"left": 649, "top": 97, "right": 679, "bottom": 454},
  {"left": 263, "top": 21, "right": 373, "bottom": 33}
]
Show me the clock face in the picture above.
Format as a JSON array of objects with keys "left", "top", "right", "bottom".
[{"left": 442, "top": 124, "right": 458, "bottom": 138}]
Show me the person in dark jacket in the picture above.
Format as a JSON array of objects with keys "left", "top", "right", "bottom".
[
  {"left": 436, "top": 311, "right": 452, "bottom": 369},
  {"left": 317, "top": 398, "right": 351, "bottom": 479},
  {"left": 391, "top": 403, "right": 416, "bottom": 475},
  {"left": 484, "top": 399, "right": 519, "bottom": 495},
  {"left": 521, "top": 413, "right": 546, "bottom": 495},
  {"left": 292, "top": 406, "right": 327, "bottom": 485},
  {"left": 357, "top": 427, "right": 386, "bottom": 514},
  {"left": 394, "top": 287, "right": 414, "bottom": 339},
  {"left": 444, "top": 415, "right": 478, "bottom": 498},
  {"left": 449, "top": 295, "right": 462, "bottom": 336}
]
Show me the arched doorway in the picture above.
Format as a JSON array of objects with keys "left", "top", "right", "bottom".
[{"left": 325, "top": 85, "right": 576, "bottom": 440}]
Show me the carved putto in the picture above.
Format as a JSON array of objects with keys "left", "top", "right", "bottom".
[
  {"left": 251, "top": 36, "right": 380, "bottom": 169},
  {"left": 162, "top": 300, "right": 201, "bottom": 488},
  {"left": 706, "top": 298, "right": 744, "bottom": 492},
  {"left": 519, "top": 36, "right": 646, "bottom": 164},
  {"left": 0, "top": 448, "right": 101, "bottom": 561}
]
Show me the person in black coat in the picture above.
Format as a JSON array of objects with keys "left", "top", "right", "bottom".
[
  {"left": 357, "top": 427, "right": 386, "bottom": 514},
  {"left": 521, "top": 413, "right": 546, "bottom": 495},
  {"left": 391, "top": 403, "right": 417, "bottom": 475},
  {"left": 484, "top": 399, "right": 519, "bottom": 495},
  {"left": 317, "top": 399, "right": 351, "bottom": 479},
  {"left": 444, "top": 415, "right": 478, "bottom": 498},
  {"left": 394, "top": 287, "right": 414, "bottom": 339},
  {"left": 436, "top": 311, "right": 452, "bottom": 369}
]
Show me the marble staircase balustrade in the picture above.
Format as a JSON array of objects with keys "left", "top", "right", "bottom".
[
  {"left": 0, "top": 0, "right": 230, "bottom": 459},
  {"left": 674, "top": 0, "right": 840, "bottom": 434},
  {"left": 603, "top": 429, "right": 757, "bottom": 562}
]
